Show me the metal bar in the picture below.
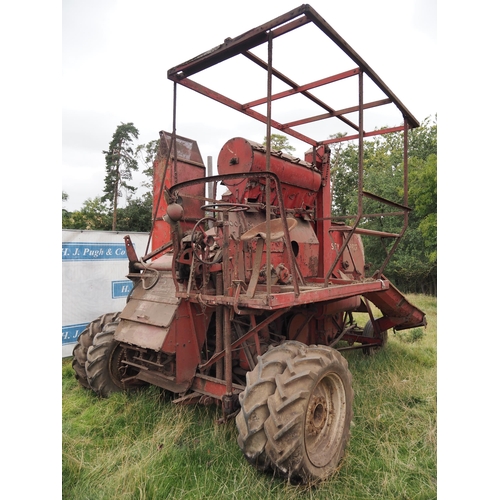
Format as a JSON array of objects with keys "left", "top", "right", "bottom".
[
  {"left": 322, "top": 71, "right": 366, "bottom": 286},
  {"left": 266, "top": 31, "right": 273, "bottom": 300},
  {"left": 167, "top": 6, "right": 311, "bottom": 80},
  {"left": 172, "top": 83, "right": 178, "bottom": 184},
  {"left": 362, "top": 191, "right": 411, "bottom": 211},
  {"left": 191, "top": 374, "right": 245, "bottom": 400},
  {"left": 215, "top": 274, "right": 223, "bottom": 380},
  {"left": 242, "top": 68, "right": 359, "bottom": 109},
  {"left": 177, "top": 77, "right": 317, "bottom": 146},
  {"left": 242, "top": 50, "right": 360, "bottom": 132},
  {"left": 224, "top": 305, "right": 232, "bottom": 396},
  {"left": 302, "top": 4, "right": 419, "bottom": 128},
  {"left": 283, "top": 98, "right": 390, "bottom": 129},
  {"left": 198, "top": 307, "right": 290, "bottom": 371},
  {"left": 358, "top": 70, "right": 364, "bottom": 215},
  {"left": 330, "top": 227, "right": 400, "bottom": 238},
  {"left": 167, "top": 4, "right": 419, "bottom": 130},
  {"left": 323, "top": 70, "right": 367, "bottom": 283},
  {"left": 330, "top": 212, "right": 406, "bottom": 220},
  {"left": 321, "top": 125, "right": 406, "bottom": 145},
  {"left": 372, "top": 118, "right": 411, "bottom": 278}
]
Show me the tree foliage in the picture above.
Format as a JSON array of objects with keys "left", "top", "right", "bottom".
[
  {"left": 62, "top": 197, "right": 112, "bottom": 231},
  {"left": 102, "top": 122, "right": 140, "bottom": 230},
  {"left": 115, "top": 196, "right": 153, "bottom": 232},
  {"left": 136, "top": 139, "right": 159, "bottom": 192},
  {"left": 331, "top": 116, "right": 437, "bottom": 294},
  {"left": 63, "top": 118, "right": 437, "bottom": 295},
  {"left": 263, "top": 134, "right": 295, "bottom": 154},
  {"left": 63, "top": 127, "right": 157, "bottom": 233}
]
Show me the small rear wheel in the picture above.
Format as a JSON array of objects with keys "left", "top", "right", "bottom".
[
  {"left": 362, "top": 320, "right": 388, "bottom": 356},
  {"left": 264, "top": 344, "right": 353, "bottom": 484},
  {"left": 85, "top": 321, "right": 146, "bottom": 397},
  {"left": 72, "top": 312, "right": 120, "bottom": 389}
]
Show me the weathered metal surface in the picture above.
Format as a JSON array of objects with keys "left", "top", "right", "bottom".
[
  {"left": 113, "top": 4, "right": 426, "bottom": 418},
  {"left": 218, "top": 137, "right": 321, "bottom": 209},
  {"left": 151, "top": 132, "right": 206, "bottom": 252},
  {"left": 114, "top": 270, "right": 180, "bottom": 351}
]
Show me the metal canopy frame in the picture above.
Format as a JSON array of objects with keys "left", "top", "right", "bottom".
[
  {"left": 166, "top": 3, "right": 420, "bottom": 280},
  {"left": 167, "top": 3, "right": 419, "bottom": 148}
]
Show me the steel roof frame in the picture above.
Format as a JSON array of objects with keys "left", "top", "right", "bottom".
[{"left": 167, "top": 3, "right": 420, "bottom": 150}]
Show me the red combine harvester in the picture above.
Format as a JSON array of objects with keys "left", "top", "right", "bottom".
[{"left": 73, "top": 4, "right": 426, "bottom": 483}]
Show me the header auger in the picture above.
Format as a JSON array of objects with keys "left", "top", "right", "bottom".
[{"left": 73, "top": 4, "right": 426, "bottom": 484}]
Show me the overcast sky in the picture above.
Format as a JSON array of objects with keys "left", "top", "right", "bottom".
[{"left": 62, "top": 0, "right": 437, "bottom": 212}]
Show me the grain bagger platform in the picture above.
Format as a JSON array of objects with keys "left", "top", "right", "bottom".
[{"left": 73, "top": 4, "right": 426, "bottom": 483}]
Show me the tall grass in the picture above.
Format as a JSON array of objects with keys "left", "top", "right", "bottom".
[{"left": 62, "top": 294, "right": 436, "bottom": 499}]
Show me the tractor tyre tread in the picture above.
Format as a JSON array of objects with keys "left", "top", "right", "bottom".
[
  {"left": 72, "top": 312, "right": 120, "bottom": 389},
  {"left": 85, "top": 321, "right": 124, "bottom": 397},
  {"left": 264, "top": 344, "right": 353, "bottom": 484},
  {"left": 235, "top": 341, "right": 303, "bottom": 471}
]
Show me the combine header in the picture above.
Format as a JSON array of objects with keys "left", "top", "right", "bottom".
[{"left": 73, "top": 4, "right": 426, "bottom": 483}]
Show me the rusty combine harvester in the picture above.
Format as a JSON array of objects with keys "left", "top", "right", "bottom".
[{"left": 73, "top": 4, "right": 426, "bottom": 483}]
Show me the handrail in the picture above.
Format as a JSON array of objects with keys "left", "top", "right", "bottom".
[{"left": 167, "top": 171, "right": 301, "bottom": 298}]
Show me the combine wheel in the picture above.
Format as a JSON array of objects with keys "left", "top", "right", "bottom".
[
  {"left": 236, "top": 341, "right": 303, "bottom": 471},
  {"left": 72, "top": 312, "right": 120, "bottom": 389},
  {"left": 85, "top": 321, "right": 146, "bottom": 397},
  {"left": 362, "top": 320, "right": 388, "bottom": 356},
  {"left": 264, "top": 345, "right": 353, "bottom": 484}
]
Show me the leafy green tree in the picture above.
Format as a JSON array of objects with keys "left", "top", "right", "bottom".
[
  {"left": 62, "top": 191, "right": 71, "bottom": 226},
  {"left": 102, "top": 122, "right": 140, "bottom": 230},
  {"left": 62, "top": 197, "right": 112, "bottom": 230},
  {"left": 136, "top": 139, "right": 159, "bottom": 192},
  {"left": 115, "top": 196, "right": 153, "bottom": 232},
  {"left": 331, "top": 115, "right": 437, "bottom": 294},
  {"left": 263, "top": 134, "right": 295, "bottom": 154}
]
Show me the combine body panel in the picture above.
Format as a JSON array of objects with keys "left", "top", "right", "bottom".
[
  {"left": 76, "top": 4, "right": 427, "bottom": 484},
  {"left": 151, "top": 132, "right": 206, "bottom": 250},
  {"left": 218, "top": 137, "right": 322, "bottom": 209}
]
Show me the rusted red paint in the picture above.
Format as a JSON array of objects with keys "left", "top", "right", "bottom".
[{"left": 116, "top": 5, "right": 426, "bottom": 410}]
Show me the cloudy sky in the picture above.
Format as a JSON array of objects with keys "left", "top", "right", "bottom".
[{"left": 62, "top": 0, "right": 437, "bottom": 212}]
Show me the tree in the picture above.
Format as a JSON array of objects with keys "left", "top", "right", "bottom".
[
  {"left": 62, "top": 191, "right": 71, "bottom": 227},
  {"left": 62, "top": 197, "right": 112, "bottom": 230},
  {"left": 263, "top": 134, "right": 295, "bottom": 154},
  {"left": 136, "top": 139, "right": 159, "bottom": 192},
  {"left": 102, "top": 122, "right": 140, "bottom": 230},
  {"left": 115, "top": 196, "right": 153, "bottom": 232},
  {"left": 330, "top": 115, "right": 437, "bottom": 294}
]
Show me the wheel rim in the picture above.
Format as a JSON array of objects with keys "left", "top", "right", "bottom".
[
  {"left": 108, "top": 342, "right": 140, "bottom": 389},
  {"left": 304, "top": 372, "right": 347, "bottom": 468}
]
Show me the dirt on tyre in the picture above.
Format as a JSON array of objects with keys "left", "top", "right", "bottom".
[
  {"left": 72, "top": 312, "right": 120, "bottom": 389},
  {"left": 264, "top": 344, "right": 354, "bottom": 484},
  {"left": 85, "top": 320, "right": 146, "bottom": 397},
  {"left": 236, "top": 341, "right": 303, "bottom": 471}
]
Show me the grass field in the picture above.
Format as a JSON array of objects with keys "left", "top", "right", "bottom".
[{"left": 62, "top": 294, "right": 436, "bottom": 499}]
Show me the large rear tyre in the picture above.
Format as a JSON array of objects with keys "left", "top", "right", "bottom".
[
  {"left": 236, "top": 341, "right": 302, "bottom": 471},
  {"left": 72, "top": 312, "right": 120, "bottom": 389},
  {"left": 85, "top": 321, "right": 146, "bottom": 397},
  {"left": 264, "top": 345, "right": 353, "bottom": 484}
]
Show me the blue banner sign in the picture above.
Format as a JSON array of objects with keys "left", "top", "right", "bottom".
[
  {"left": 62, "top": 322, "right": 88, "bottom": 345},
  {"left": 112, "top": 280, "right": 133, "bottom": 298},
  {"left": 62, "top": 242, "right": 129, "bottom": 261}
]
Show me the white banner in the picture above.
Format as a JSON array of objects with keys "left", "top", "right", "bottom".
[{"left": 62, "top": 230, "right": 150, "bottom": 357}]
